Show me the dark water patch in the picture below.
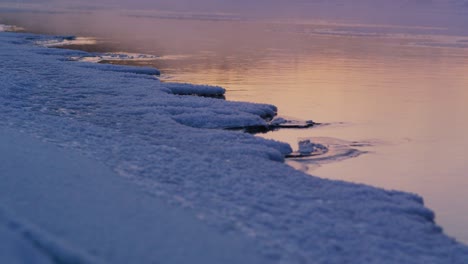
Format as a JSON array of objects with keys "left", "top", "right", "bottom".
[
  {"left": 227, "top": 118, "right": 319, "bottom": 134},
  {"left": 57, "top": 44, "right": 120, "bottom": 53}
]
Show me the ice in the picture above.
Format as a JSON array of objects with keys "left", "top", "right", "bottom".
[
  {"left": 287, "top": 137, "right": 369, "bottom": 169},
  {"left": 0, "top": 24, "right": 10, "bottom": 32},
  {"left": 237, "top": 117, "right": 316, "bottom": 133},
  {"left": 0, "top": 24, "right": 24, "bottom": 32},
  {"left": 98, "top": 52, "right": 159, "bottom": 61},
  {"left": 70, "top": 52, "right": 160, "bottom": 63},
  {"left": 269, "top": 117, "right": 316, "bottom": 129},
  {"left": 36, "top": 36, "right": 97, "bottom": 47},
  {"left": 1, "top": 31, "right": 468, "bottom": 263},
  {"left": 163, "top": 82, "right": 226, "bottom": 98},
  {"left": 297, "top": 139, "right": 326, "bottom": 155}
]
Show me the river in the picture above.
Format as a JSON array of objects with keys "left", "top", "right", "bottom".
[{"left": 2, "top": 10, "right": 468, "bottom": 244}]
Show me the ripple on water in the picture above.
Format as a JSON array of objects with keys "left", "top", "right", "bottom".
[{"left": 286, "top": 137, "right": 374, "bottom": 173}]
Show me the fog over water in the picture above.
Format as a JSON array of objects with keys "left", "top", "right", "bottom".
[
  {"left": 2, "top": 0, "right": 468, "bottom": 27},
  {"left": 2, "top": 0, "right": 468, "bottom": 245}
]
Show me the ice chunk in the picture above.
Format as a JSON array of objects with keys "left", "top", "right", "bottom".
[
  {"left": 298, "top": 139, "right": 326, "bottom": 155},
  {"left": 287, "top": 137, "right": 369, "bottom": 170},
  {"left": 269, "top": 117, "right": 316, "bottom": 129}
]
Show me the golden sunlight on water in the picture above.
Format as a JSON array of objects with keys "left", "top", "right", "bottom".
[{"left": 161, "top": 33, "right": 468, "bottom": 244}]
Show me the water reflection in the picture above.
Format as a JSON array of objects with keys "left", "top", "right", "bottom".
[{"left": 2, "top": 9, "right": 468, "bottom": 244}]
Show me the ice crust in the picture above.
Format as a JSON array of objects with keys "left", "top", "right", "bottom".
[
  {"left": 1, "top": 31, "right": 468, "bottom": 263},
  {"left": 35, "top": 36, "right": 97, "bottom": 47},
  {"left": 163, "top": 82, "right": 226, "bottom": 97}
]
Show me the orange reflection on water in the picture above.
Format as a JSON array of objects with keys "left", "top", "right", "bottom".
[
  {"left": 3, "top": 10, "right": 468, "bottom": 243},
  {"left": 162, "top": 30, "right": 468, "bottom": 244}
]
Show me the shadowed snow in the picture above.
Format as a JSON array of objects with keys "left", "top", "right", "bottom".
[{"left": 1, "top": 31, "right": 468, "bottom": 263}]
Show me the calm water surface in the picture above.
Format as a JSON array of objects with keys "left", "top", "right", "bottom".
[{"left": 3, "top": 12, "right": 468, "bottom": 243}]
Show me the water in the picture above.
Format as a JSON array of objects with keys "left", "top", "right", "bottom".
[{"left": 2, "top": 11, "right": 468, "bottom": 244}]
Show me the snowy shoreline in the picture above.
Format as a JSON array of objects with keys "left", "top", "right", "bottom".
[{"left": 1, "top": 30, "right": 468, "bottom": 263}]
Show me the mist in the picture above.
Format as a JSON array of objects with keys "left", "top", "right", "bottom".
[
  {"left": 1, "top": 0, "right": 468, "bottom": 59},
  {"left": 2, "top": 0, "right": 468, "bottom": 28}
]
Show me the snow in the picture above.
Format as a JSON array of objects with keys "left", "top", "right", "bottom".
[
  {"left": 297, "top": 139, "right": 325, "bottom": 155},
  {"left": 1, "top": 31, "right": 468, "bottom": 263},
  {"left": 0, "top": 127, "right": 267, "bottom": 264},
  {"left": 71, "top": 52, "right": 159, "bottom": 63},
  {"left": 0, "top": 24, "right": 23, "bottom": 32},
  {"left": 0, "top": 207, "right": 103, "bottom": 264},
  {"left": 286, "top": 137, "right": 369, "bottom": 171},
  {"left": 0, "top": 218, "right": 54, "bottom": 264},
  {"left": 35, "top": 36, "right": 97, "bottom": 47},
  {"left": 163, "top": 82, "right": 226, "bottom": 97}
]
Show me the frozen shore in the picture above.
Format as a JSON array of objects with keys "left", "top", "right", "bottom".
[{"left": 1, "top": 31, "right": 468, "bottom": 263}]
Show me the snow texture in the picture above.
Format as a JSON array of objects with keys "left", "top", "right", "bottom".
[
  {"left": 0, "top": 24, "right": 23, "bottom": 32},
  {"left": 71, "top": 52, "right": 160, "bottom": 63},
  {"left": 1, "top": 31, "right": 468, "bottom": 264},
  {"left": 298, "top": 139, "right": 325, "bottom": 155},
  {"left": 163, "top": 82, "right": 226, "bottom": 97},
  {"left": 35, "top": 36, "right": 97, "bottom": 47}
]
